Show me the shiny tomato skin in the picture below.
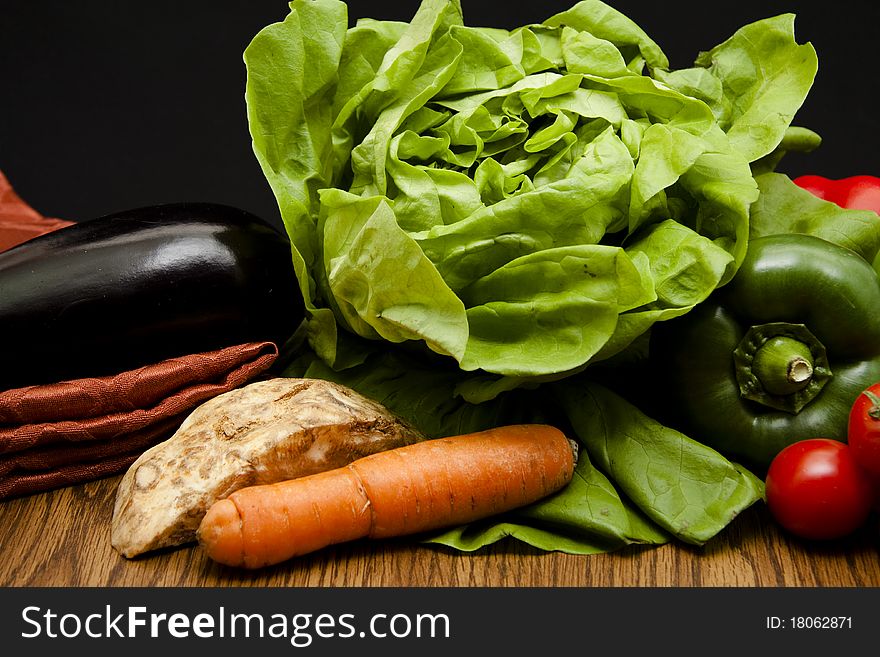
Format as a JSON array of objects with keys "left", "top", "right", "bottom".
[
  {"left": 765, "top": 439, "right": 874, "bottom": 540},
  {"left": 847, "top": 385, "right": 880, "bottom": 478}
]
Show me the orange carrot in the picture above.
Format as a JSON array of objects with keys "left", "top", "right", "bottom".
[{"left": 197, "top": 424, "right": 576, "bottom": 568}]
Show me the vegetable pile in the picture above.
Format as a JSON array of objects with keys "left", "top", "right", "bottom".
[{"left": 242, "top": 0, "right": 880, "bottom": 553}]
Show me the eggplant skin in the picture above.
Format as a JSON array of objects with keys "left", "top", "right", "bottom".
[{"left": 0, "top": 203, "right": 303, "bottom": 389}]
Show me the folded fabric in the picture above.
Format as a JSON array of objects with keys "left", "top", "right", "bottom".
[
  {"left": 0, "top": 170, "right": 73, "bottom": 250},
  {"left": 0, "top": 170, "right": 280, "bottom": 499},
  {"left": 0, "top": 342, "right": 278, "bottom": 499}
]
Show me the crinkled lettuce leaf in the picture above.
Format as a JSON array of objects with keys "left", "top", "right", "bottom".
[
  {"left": 689, "top": 14, "right": 818, "bottom": 163},
  {"left": 453, "top": 218, "right": 734, "bottom": 403}
]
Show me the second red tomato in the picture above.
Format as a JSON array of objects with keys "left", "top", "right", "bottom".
[
  {"left": 848, "top": 385, "right": 880, "bottom": 478},
  {"left": 765, "top": 438, "right": 874, "bottom": 540}
]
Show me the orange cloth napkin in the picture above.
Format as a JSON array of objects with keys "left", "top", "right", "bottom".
[
  {"left": 0, "top": 171, "right": 279, "bottom": 499},
  {"left": 0, "top": 171, "right": 73, "bottom": 250}
]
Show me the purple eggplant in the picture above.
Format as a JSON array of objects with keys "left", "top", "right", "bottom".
[{"left": 0, "top": 203, "right": 303, "bottom": 388}]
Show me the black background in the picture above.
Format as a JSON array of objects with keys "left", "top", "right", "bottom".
[{"left": 1, "top": 0, "right": 877, "bottom": 226}]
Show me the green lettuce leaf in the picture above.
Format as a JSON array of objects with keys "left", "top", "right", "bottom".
[
  {"left": 244, "top": 0, "right": 349, "bottom": 366},
  {"left": 459, "top": 244, "right": 648, "bottom": 375},
  {"left": 319, "top": 189, "right": 469, "bottom": 360},
  {"left": 691, "top": 14, "right": 818, "bottom": 162},
  {"left": 555, "top": 382, "right": 764, "bottom": 545},
  {"left": 543, "top": 0, "right": 669, "bottom": 71},
  {"left": 751, "top": 173, "right": 880, "bottom": 263},
  {"left": 593, "top": 218, "right": 734, "bottom": 361}
]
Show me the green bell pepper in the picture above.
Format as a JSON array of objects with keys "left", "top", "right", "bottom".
[{"left": 649, "top": 233, "right": 880, "bottom": 470}]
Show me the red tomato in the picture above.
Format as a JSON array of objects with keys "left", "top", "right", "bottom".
[
  {"left": 765, "top": 439, "right": 874, "bottom": 540},
  {"left": 847, "top": 385, "right": 880, "bottom": 478}
]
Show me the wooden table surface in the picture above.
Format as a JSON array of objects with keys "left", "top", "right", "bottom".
[{"left": 1, "top": 474, "right": 877, "bottom": 587}]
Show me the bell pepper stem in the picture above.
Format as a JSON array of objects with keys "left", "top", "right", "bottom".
[
  {"left": 752, "top": 336, "right": 815, "bottom": 396},
  {"left": 733, "top": 322, "right": 832, "bottom": 414}
]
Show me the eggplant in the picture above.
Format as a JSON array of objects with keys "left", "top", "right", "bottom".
[{"left": 0, "top": 203, "right": 303, "bottom": 389}]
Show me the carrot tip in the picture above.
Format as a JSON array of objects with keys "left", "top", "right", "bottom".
[{"left": 198, "top": 498, "right": 244, "bottom": 567}]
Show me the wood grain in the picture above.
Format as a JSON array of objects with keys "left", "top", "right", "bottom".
[{"left": 1, "top": 475, "right": 877, "bottom": 587}]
